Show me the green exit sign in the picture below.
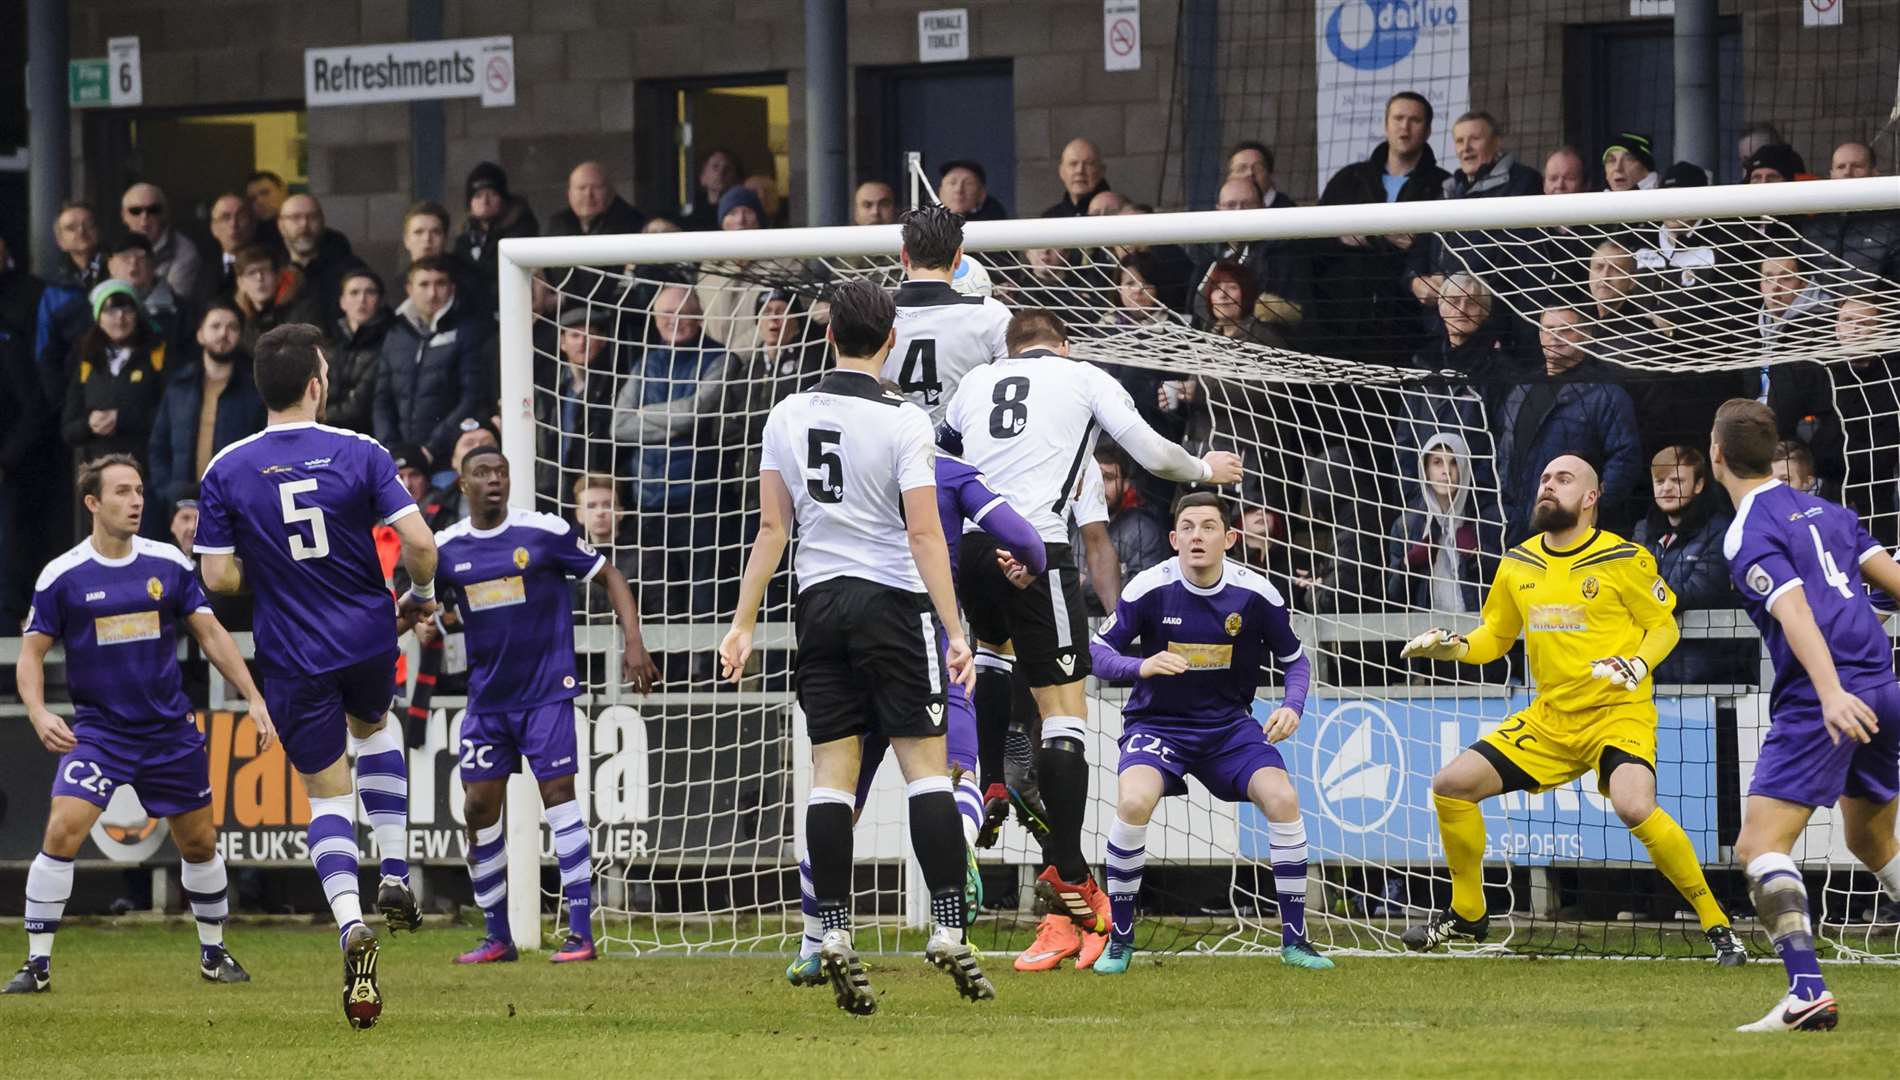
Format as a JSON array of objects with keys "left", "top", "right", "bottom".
[{"left": 69, "top": 59, "right": 110, "bottom": 107}]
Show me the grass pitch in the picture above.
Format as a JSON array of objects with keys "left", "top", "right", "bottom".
[{"left": 3, "top": 923, "right": 1894, "bottom": 1078}]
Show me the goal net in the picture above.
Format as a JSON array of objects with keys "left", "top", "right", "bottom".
[{"left": 494, "top": 177, "right": 1900, "bottom": 960}]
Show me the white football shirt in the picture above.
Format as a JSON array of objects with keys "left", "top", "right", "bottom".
[
  {"left": 883, "top": 279, "right": 1011, "bottom": 424},
  {"left": 945, "top": 351, "right": 1154, "bottom": 544},
  {"left": 759, "top": 368, "right": 937, "bottom": 593}
]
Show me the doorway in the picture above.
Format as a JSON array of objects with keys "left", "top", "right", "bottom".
[
  {"left": 634, "top": 75, "right": 790, "bottom": 226},
  {"left": 857, "top": 60, "right": 1015, "bottom": 215},
  {"left": 1564, "top": 19, "right": 1743, "bottom": 183},
  {"left": 83, "top": 103, "right": 308, "bottom": 243}
]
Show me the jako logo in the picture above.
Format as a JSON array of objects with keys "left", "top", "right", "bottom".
[
  {"left": 1309, "top": 702, "right": 1404, "bottom": 833},
  {"left": 1325, "top": 0, "right": 1457, "bottom": 71}
]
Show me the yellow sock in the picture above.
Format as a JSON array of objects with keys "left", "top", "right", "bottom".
[
  {"left": 1630, "top": 806, "right": 1728, "bottom": 931},
  {"left": 1432, "top": 792, "right": 1487, "bottom": 921}
]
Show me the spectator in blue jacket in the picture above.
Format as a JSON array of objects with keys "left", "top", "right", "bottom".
[
  {"left": 1494, "top": 307, "right": 1644, "bottom": 544},
  {"left": 33, "top": 202, "right": 107, "bottom": 384},
  {"left": 611, "top": 283, "right": 735, "bottom": 615},
  {"left": 374, "top": 255, "right": 490, "bottom": 465},
  {"left": 147, "top": 300, "right": 266, "bottom": 527}
]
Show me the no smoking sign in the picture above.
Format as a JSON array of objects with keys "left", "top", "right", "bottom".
[{"left": 1104, "top": 0, "right": 1141, "bottom": 71}]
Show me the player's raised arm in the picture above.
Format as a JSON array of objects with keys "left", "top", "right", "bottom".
[
  {"left": 721, "top": 466, "right": 793, "bottom": 682},
  {"left": 1084, "top": 359, "right": 1240, "bottom": 484},
  {"left": 186, "top": 610, "right": 277, "bottom": 751}
]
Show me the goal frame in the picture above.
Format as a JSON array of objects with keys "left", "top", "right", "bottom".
[{"left": 493, "top": 176, "right": 1900, "bottom": 949}]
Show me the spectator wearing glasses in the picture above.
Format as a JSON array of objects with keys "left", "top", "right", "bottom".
[
  {"left": 120, "top": 182, "right": 207, "bottom": 303},
  {"left": 206, "top": 193, "right": 258, "bottom": 297},
  {"left": 33, "top": 202, "right": 107, "bottom": 374}
]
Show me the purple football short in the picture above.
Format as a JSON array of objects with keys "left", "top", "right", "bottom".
[
  {"left": 458, "top": 701, "right": 580, "bottom": 782},
  {"left": 262, "top": 648, "right": 398, "bottom": 775},
  {"left": 1751, "top": 681, "right": 1900, "bottom": 808},
  {"left": 1117, "top": 715, "right": 1287, "bottom": 803},
  {"left": 52, "top": 727, "right": 212, "bottom": 818}
]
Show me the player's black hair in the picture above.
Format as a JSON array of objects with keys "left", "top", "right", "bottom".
[
  {"left": 1005, "top": 309, "right": 1067, "bottom": 354},
  {"left": 77, "top": 453, "right": 143, "bottom": 504},
  {"left": 827, "top": 279, "right": 897, "bottom": 359},
  {"left": 460, "top": 445, "right": 506, "bottom": 471},
  {"left": 253, "top": 323, "right": 328, "bottom": 412},
  {"left": 900, "top": 205, "right": 965, "bottom": 271},
  {"left": 1171, "top": 491, "right": 1233, "bottom": 528},
  {"left": 1713, "top": 398, "right": 1778, "bottom": 478}
]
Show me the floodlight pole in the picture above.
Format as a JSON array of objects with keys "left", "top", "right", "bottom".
[
  {"left": 1673, "top": 0, "right": 1720, "bottom": 178},
  {"left": 804, "top": 0, "right": 848, "bottom": 226}
]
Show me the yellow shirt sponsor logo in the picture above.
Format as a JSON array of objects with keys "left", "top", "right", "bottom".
[
  {"left": 95, "top": 611, "right": 161, "bottom": 645},
  {"left": 465, "top": 576, "right": 527, "bottom": 611},
  {"left": 1166, "top": 642, "right": 1233, "bottom": 671},
  {"left": 1527, "top": 603, "right": 1587, "bottom": 633}
]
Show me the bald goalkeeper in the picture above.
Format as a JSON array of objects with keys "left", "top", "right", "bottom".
[{"left": 1394, "top": 456, "right": 1745, "bottom": 964}]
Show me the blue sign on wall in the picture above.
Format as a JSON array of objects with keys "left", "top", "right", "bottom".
[{"left": 1238, "top": 695, "right": 1717, "bottom": 866}]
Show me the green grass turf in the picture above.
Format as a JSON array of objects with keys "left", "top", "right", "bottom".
[{"left": 3, "top": 924, "right": 1894, "bottom": 1078}]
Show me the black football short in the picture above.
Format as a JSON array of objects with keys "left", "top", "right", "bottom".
[
  {"left": 794, "top": 576, "right": 948, "bottom": 745},
  {"left": 956, "top": 535, "right": 1091, "bottom": 688}
]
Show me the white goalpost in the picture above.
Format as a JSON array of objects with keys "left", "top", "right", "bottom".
[{"left": 493, "top": 176, "right": 1900, "bottom": 959}]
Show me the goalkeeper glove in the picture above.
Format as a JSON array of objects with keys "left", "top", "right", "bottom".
[
  {"left": 1401, "top": 627, "right": 1469, "bottom": 661},
  {"left": 1589, "top": 656, "right": 1648, "bottom": 691}
]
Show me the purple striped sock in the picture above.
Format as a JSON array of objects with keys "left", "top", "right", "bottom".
[
  {"left": 467, "top": 820, "right": 509, "bottom": 942},
  {"left": 351, "top": 726, "right": 410, "bottom": 880},
  {"left": 546, "top": 801, "right": 592, "bottom": 942},
  {"left": 1105, "top": 817, "right": 1148, "bottom": 945},
  {"left": 307, "top": 796, "right": 365, "bottom": 939}
]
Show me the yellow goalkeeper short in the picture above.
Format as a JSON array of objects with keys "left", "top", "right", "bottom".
[{"left": 1472, "top": 699, "right": 1657, "bottom": 795}]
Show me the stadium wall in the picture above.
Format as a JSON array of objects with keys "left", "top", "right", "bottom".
[{"left": 60, "top": 0, "right": 1900, "bottom": 269}]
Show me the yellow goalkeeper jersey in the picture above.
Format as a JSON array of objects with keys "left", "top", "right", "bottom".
[{"left": 1460, "top": 528, "right": 1679, "bottom": 714}]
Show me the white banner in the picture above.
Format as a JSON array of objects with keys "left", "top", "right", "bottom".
[
  {"left": 1803, "top": 0, "right": 1844, "bottom": 27},
  {"left": 304, "top": 36, "right": 515, "bottom": 109},
  {"left": 1314, "top": 0, "right": 1470, "bottom": 187}
]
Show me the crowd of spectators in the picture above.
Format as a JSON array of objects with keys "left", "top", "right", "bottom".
[{"left": 1, "top": 101, "right": 1896, "bottom": 700}]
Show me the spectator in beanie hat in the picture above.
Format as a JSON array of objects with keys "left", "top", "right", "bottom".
[
  {"left": 1603, "top": 132, "right": 1657, "bottom": 191},
  {"left": 454, "top": 161, "right": 539, "bottom": 309},
  {"left": 1743, "top": 144, "right": 1808, "bottom": 184}
]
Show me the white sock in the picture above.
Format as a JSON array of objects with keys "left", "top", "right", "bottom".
[
  {"left": 25, "top": 851, "right": 74, "bottom": 959},
  {"left": 180, "top": 855, "right": 229, "bottom": 948},
  {"left": 1876, "top": 852, "right": 1900, "bottom": 903}
]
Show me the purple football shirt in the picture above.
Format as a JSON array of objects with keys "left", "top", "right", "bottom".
[
  {"left": 1724, "top": 479, "right": 1895, "bottom": 712},
  {"left": 1092, "top": 558, "right": 1304, "bottom": 725},
  {"left": 435, "top": 509, "right": 606, "bottom": 712},
  {"left": 26, "top": 537, "right": 208, "bottom": 743},
  {"left": 195, "top": 422, "right": 416, "bottom": 676}
]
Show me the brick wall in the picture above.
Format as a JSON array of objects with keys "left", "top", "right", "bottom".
[{"left": 65, "top": 0, "right": 1900, "bottom": 267}]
